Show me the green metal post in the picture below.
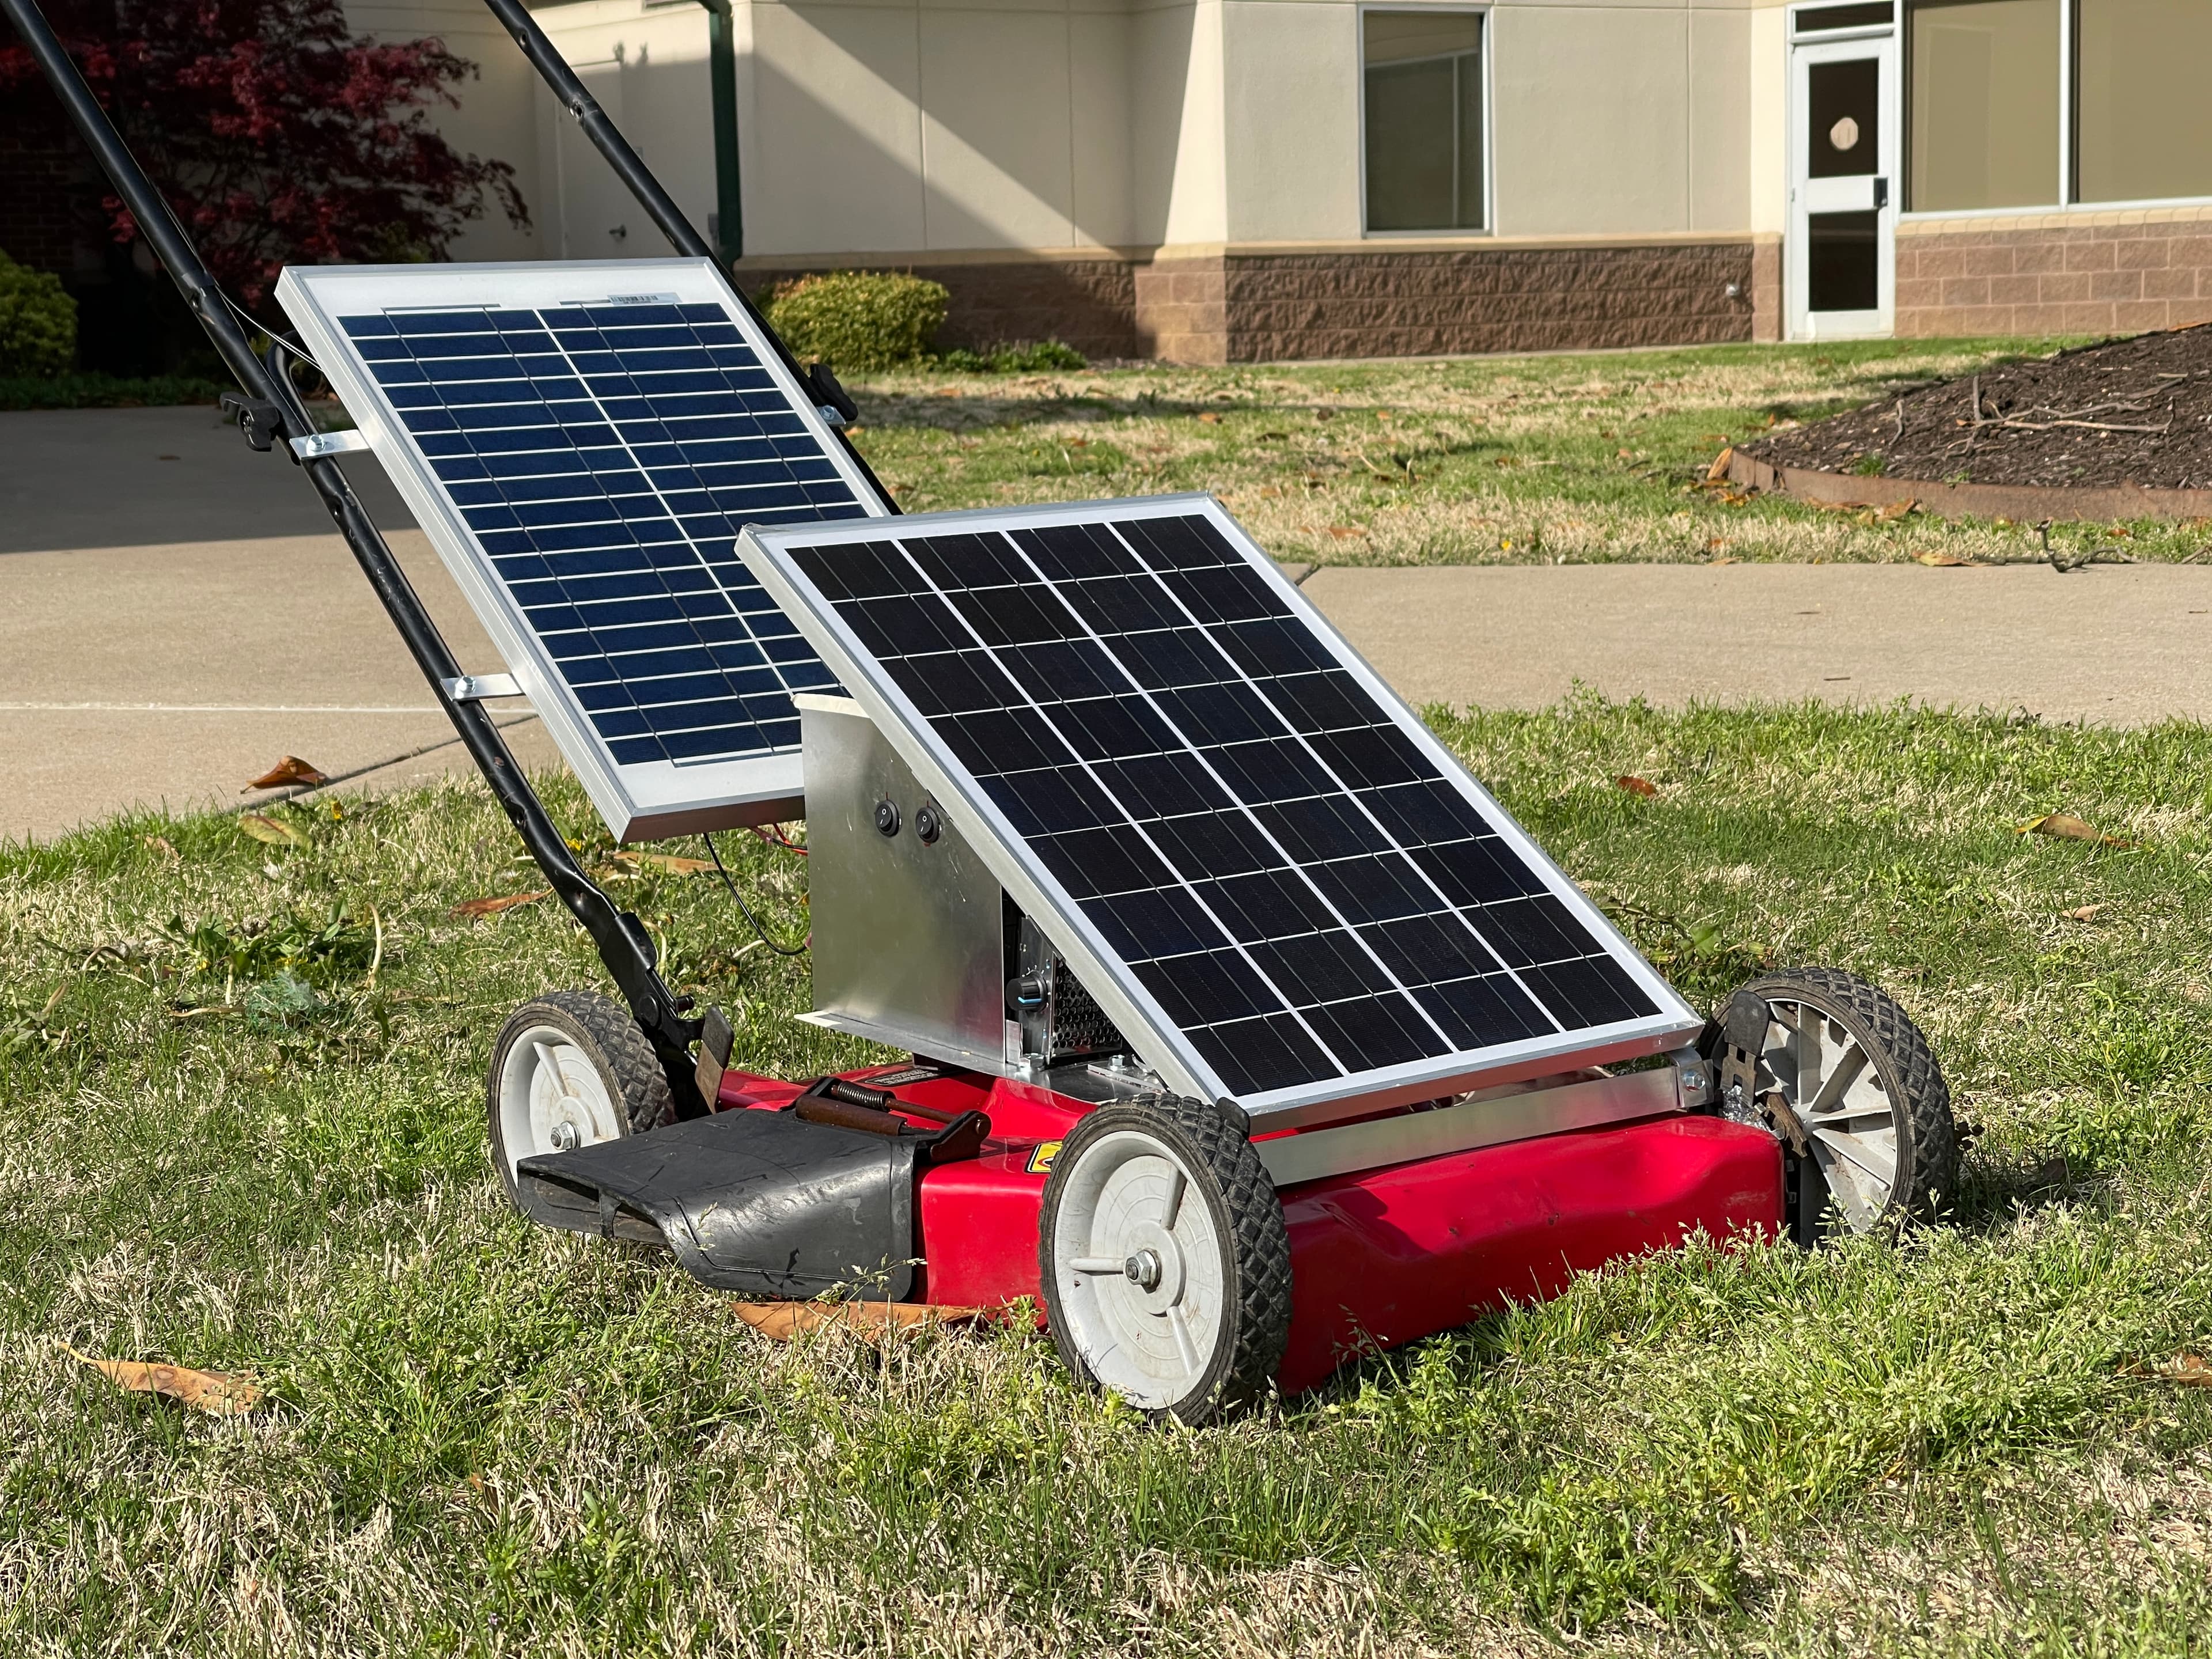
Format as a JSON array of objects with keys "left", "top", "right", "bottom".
[{"left": 696, "top": 0, "right": 743, "bottom": 264}]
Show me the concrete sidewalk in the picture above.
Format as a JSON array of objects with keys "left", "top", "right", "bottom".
[{"left": 7, "top": 406, "right": 2212, "bottom": 843}]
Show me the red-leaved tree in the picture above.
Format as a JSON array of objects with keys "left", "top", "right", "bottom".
[{"left": 1, "top": 0, "right": 529, "bottom": 305}]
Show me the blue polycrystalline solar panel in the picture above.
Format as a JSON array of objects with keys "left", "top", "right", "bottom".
[
  {"left": 275, "top": 260, "right": 889, "bottom": 839},
  {"left": 741, "top": 497, "right": 1701, "bottom": 1122}
]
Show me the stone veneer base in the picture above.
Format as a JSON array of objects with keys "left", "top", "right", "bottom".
[
  {"left": 743, "top": 241, "right": 1759, "bottom": 364},
  {"left": 1896, "top": 205, "right": 2212, "bottom": 338}
]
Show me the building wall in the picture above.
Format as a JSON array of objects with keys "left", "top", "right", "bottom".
[
  {"left": 1896, "top": 206, "right": 2212, "bottom": 339},
  {"left": 338, "top": 0, "right": 1801, "bottom": 359}
]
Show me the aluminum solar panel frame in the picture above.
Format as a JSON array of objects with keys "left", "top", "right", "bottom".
[
  {"left": 741, "top": 495, "right": 1703, "bottom": 1128},
  {"left": 275, "top": 258, "right": 890, "bottom": 840}
]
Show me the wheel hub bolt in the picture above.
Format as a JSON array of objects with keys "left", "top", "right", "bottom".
[
  {"left": 1124, "top": 1249, "right": 1162, "bottom": 1291},
  {"left": 549, "top": 1122, "right": 579, "bottom": 1152}
]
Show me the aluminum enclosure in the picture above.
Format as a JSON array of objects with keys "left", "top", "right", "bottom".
[{"left": 798, "top": 694, "right": 1012, "bottom": 1069}]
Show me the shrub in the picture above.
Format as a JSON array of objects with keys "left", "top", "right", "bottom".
[
  {"left": 762, "top": 271, "right": 948, "bottom": 371},
  {"left": 0, "top": 250, "right": 77, "bottom": 377},
  {"left": 938, "top": 339, "right": 1089, "bottom": 374}
]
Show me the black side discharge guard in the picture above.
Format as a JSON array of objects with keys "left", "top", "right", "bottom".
[{"left": 515, "top": 1101, "right": 986, "bottom": 1301}]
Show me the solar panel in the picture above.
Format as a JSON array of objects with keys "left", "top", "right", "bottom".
[
  {"left": 275, "top": 259, "right": 889, "bottom": 839},
  {"left": 741, "top": 496, "right": 1702, "bottom": 1124}
]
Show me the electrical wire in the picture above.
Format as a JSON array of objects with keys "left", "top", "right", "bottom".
[
  {"left": 219, "top": 289, "right": 325, "bottom": 375},
  {"left": 702, "top": 831, "right": 809, "bottom": 955},
  {"left": 751, "top": 821, "right": 809, "bottom": 856}
]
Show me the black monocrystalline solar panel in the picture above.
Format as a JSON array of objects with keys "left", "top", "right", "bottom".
[
  {"left": 743, "top": 498, "right": 1696, "bottom": 1113},
  {"left": 276, "top": 260, "right": 889, "bottom": 838},
  {"left": 341, "top": 300, "right": 854, "bottom": 763}
]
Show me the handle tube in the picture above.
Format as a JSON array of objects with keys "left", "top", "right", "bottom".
[{"left": 1, "top": 0, "right": 707, "bottom": 1107}]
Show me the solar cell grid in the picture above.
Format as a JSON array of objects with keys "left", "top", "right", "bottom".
[
  {"left": 278, "top": 260, "right": 887, "bottom": 838},
  {"left": 746, "top": 499, "right": 1695, "bottom": 1111}
]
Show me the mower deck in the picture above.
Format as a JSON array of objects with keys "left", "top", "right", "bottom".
[{"left": 527, "top": 1059, "right": 1782, "bottom": 1396}]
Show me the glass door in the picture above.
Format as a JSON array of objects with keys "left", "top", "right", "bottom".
[{"left": 1789, "top": 31, "right": 1899, "bottom": 339}]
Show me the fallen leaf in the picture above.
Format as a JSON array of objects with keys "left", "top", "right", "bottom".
[
  {"left": 1196, "top": 411, "right": 1220, "bottom": 423},
  {"left": 1325, "top": 525, "right": 1368, "bottom": 539},
  {"left": 1707, "top": 555, "right": 1740, "bottom": 566},
  {"left": 602, "top": 850, "right": 717, "bottom": 875},
  {"left": 732, "top": 1300, "right": 983, "bottom": 1343},
  {"left": 2064, "top": 904, "right": 2106, "bottom": 922},
  {"left": 237, "top": 813, "right": 308, "bottom": 849},
  {"left": 1915, "top": 551, "right": 1974, "bottom": 567},
  {"left": 628, "top": 851, "right": 715, "bottom": 874},
  {"left": 1615, "top": 775, "right": 1659, "bottom": 797},
  {"left": 243, "top": 755, "right": 328, "bottom": 791},
  {"left": 1876, "top": 498, "right": 1918, "bottom": 522},
  {"left": 66, "top": 1346, "right": 260, "bottom": 1415},
  {"left": 2018, "top": 813, "right": 2133, "bottom": 848},
  {"left": 1706, "top": 446, "right": 1734, "bottom": 481},
  {"left": 452, "top": 891, "right": 546, "bottom": 918},
  {"left": 1617, "top": 447, "right": 1634, "bottom": 459},
  {"left": 2150, "top": 1354, "right": 2212, "bottom": 1387},
  {"left": 142, "top": 835, "right": 179, "bottom": 862}
]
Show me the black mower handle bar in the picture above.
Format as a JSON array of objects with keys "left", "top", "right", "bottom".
[{"left": 0, "top": 0, "right": 710, "bottom": 1111}]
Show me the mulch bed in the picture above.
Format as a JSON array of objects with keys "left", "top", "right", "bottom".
[{"left": 1743, "top": 325, "right": 2212, "bottom": 490}]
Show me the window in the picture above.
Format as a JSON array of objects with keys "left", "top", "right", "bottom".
[
  {"left": 2077, "top": 0, "right": 2212, "bottom": 203},
  {"left": 1907, "top": 0, "right": 2212, "bottom": 213},
  {"left": 1362, "top": 10, "right": 1485, "bottom": 233},
  {"left": 1907, "top": 0, "right": 2060, "bottom": 211}
]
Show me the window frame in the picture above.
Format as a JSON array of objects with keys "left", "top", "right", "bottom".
[
  {"left": 1896, "top": 0, "right": 2212, "bottom": 218},
  {"left": 1356, "top": 2, "right": 1495, "bottom": 240}
]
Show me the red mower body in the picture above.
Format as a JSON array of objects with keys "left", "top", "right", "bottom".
[{"left": 716, "top": 1062, "right": 1783, "bottom": 1397}]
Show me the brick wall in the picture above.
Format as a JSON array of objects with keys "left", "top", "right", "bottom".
[
  {"left": 1207, "top": 243, "right": 1755, "bottom": 362},
  {"left": 1896, "top": 205, "right": 2212, "bottom": 338},
  {"left": 0, "top": 130, "right": 94, "bottom": 275},
  {"left": 739, "top": 255, "right": 1141, "bottom": 361},
  {"left": 743, "top": 240, "right": 1759, "bottom": 365}
]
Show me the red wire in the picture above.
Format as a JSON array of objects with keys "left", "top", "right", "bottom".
[{"left": 751, "top": 822, "right": 809, "bottom": 856}]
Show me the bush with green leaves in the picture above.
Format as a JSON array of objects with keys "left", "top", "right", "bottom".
[
  {"left": 762, "top": 270, "right": 948, "bottom": 371},
  {"left": 938, "top": 338, "right": 1088, "bottom": 374},
  {"left": 0, "top": 249, "right": 77, "bottom": 378}
]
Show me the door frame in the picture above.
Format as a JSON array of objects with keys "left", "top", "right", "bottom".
[{"left": 1787, "top": 20, "right": 1900, "bottom": 340}]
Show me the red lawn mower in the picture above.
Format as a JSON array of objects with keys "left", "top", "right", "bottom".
[{"left": 11, "top": 0, "right": 1956, "bottom": 1423}]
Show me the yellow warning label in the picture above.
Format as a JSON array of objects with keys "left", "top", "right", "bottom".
[{"left": 1026, "top": 1139, "right": 1065, "bottom": 1176}]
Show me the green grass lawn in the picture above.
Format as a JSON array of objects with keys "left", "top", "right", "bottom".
[
  {"left": 846, "top": 336, "right": 2212, "bottom": 569},
  {"left": 6, "top": 699, "right": 2210, "bottom": 1654}
]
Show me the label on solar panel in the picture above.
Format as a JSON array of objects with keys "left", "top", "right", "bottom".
[
  {"left": 275, "top": 259, "right": 888, "bottom": 840},
  {"left": 740, "top": 496, "right": 1701, "bottom": 1124}
]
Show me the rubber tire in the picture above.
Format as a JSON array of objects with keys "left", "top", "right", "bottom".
[
  {"left": 486, "top": 990, "right": 677, "bottom": 1208},
  {"left": 1038, "top": 1094, "right": 1293, "bottom": 1425},
  {"left": 1741, "top": 967, "right": 1959, "bottom": 1233}
]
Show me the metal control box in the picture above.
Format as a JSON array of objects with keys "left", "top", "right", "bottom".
[{"left": 797, "top": 694, "right": 1009, "bottom": 1070}]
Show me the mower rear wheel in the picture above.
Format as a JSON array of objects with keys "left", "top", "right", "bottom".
[
  {"left": 487, "top": 991, "right": 675, "bottom": 1206},
  {"left": 1039, "top": 1096, "right": 1291, "bottom": 1425},
  {"left": 1738, "top": 967, "right": 1957, "bottom": 1234}
]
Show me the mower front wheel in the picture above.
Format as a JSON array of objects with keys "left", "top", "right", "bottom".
[
  {"left": 487, "top": 991, "right": 676, "bottom": 1206},
  {"left": 1039, "top": 1096, "right": 1291, "bottom": 1425},
  {"left": 1733, "top": 967, "right": 1959, "bottom": 1237}
]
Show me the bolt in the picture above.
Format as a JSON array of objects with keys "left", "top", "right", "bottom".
[
  {"left": 549, "top": 1122, "right": 579, "bottom": 1152},
  {"left": 1123, "top": 1249, "right": 1162, "bottom": 1291}
]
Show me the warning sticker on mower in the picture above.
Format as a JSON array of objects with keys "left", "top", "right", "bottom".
[{"left": 1026, "top": 1140, "right": 1064, "bottom": 1176}]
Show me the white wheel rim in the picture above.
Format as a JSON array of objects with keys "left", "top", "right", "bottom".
[
  {"left": 1759, "top": 998, "right": 1899, "bottom": 1231},
  {"left": 495, "top": 1024, "right": 623, "bottom": 1181},
  {"left": 1052, "top": 1130, "right": 1225, "bottom": 1410}
]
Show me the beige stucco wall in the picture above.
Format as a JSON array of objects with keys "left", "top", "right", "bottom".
[
  {"left": 350, "top": 0, "right": 1798, "bottom": 266},
  {"left": 736, "top": 0, "right": 1146, "bottom": 257},
  {"left": 533, "top": 1, "right": 718, "bottom": 256}
]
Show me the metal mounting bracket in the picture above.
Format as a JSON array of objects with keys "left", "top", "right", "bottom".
[
  {"left": 290, "top": 429, "right": 373, "bottom": 460},
  {"left": 443, "top": 673, "right": 525, "bottom": 702}
]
